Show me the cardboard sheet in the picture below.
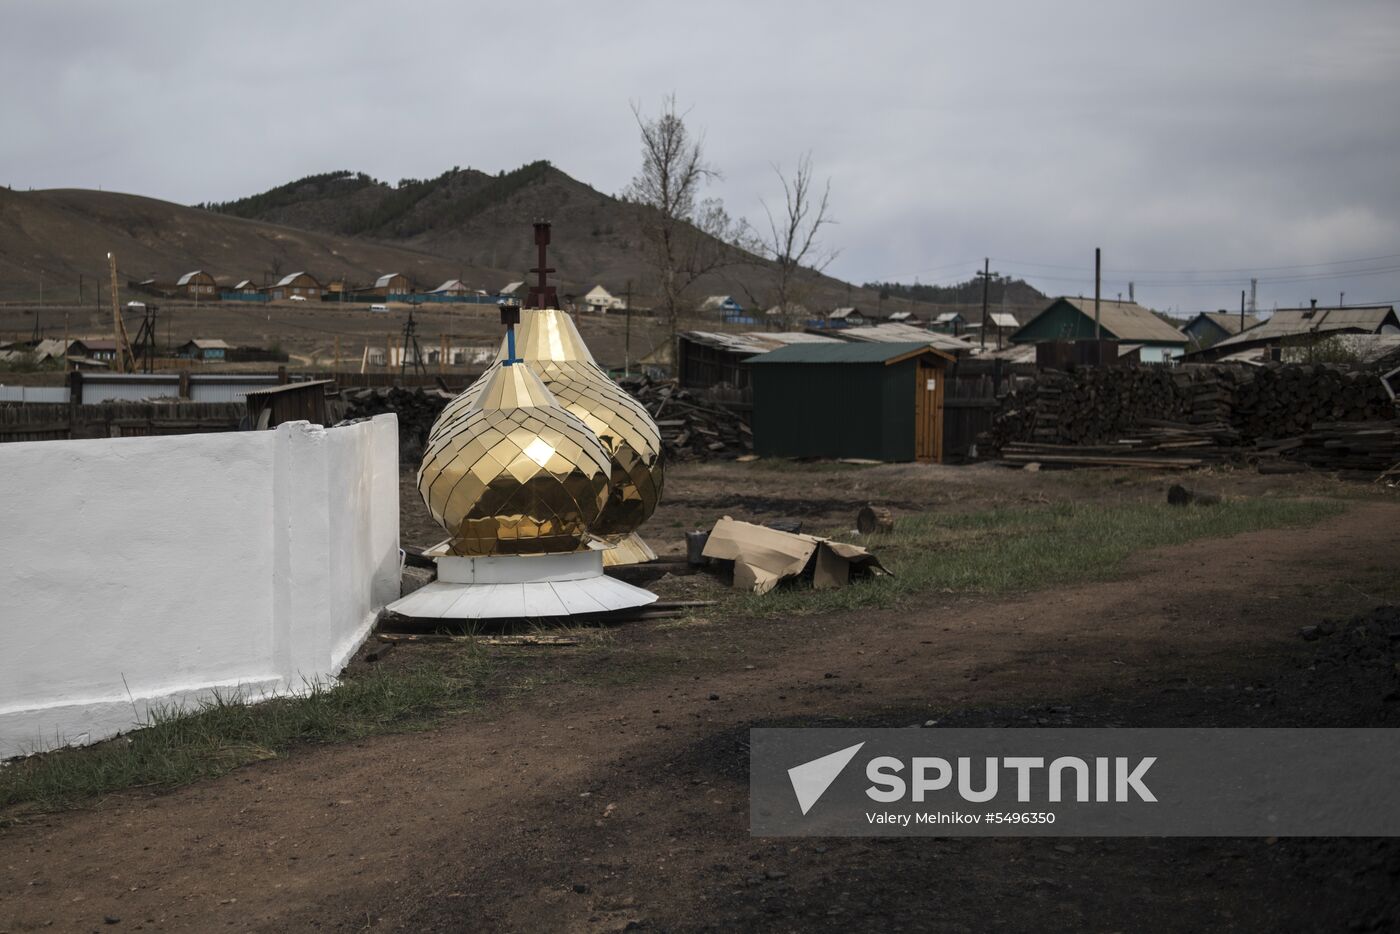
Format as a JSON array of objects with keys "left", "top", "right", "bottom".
[{"left": 701, "top": 516, "right": 889, "bottom": 594}]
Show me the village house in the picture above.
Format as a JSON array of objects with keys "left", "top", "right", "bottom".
[
  {"left": 430, "top": 279, "right": 473, "bottom": 297},
  {"left": 887, "top": 310, "right": 922, "bottom": 325},
  {"left": 175, "top": 271, "right": 218, "bottom": 299},
  {"left": 1010, "top": 297, "right": 1189, "bottom": 362},
  {"left": 827, "top": 307, "right": 866, "bottom": 326},
  {"left": 1181, "top": 311, "right": 1263, "bottom": 350},
  {"left": 1188, "top": 304, "right": 1399, "bottom": 361},
  {"left": 66, "top": 338, "right": 118, "bottom": 361},
  {"left": 265, "top": 272, "right": 322, "bottom": 301},
  {"left": 700, "top": 295, "right": 744, "bottom": 316},
  {"left": 175, "top": 339, "right": 231, "bottom": 362},
  {"left": 355, "top": 273, "right": 411, "bottom": 300},
  {"left": 583, "top": 285, "right": 625, "bottom": 313}
]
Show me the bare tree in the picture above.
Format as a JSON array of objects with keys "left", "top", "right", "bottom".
[
  {"left": 755, "top": 153, "right": 837, "bottom": 330},
  {"left": 626, "top": 96, "right": 745, "bottom": 337}
]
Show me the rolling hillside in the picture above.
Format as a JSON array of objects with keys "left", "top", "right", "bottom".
[
  {"left": 203, "top": 162, "right": 878, "bottom": 310},
  {"left": 0, "top": 186, "right": 510, "bottom": 303}
]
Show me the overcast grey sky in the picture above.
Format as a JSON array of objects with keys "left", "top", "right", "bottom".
[{"left": 4, "top": 0, "right": 1399, "bottom": 313}]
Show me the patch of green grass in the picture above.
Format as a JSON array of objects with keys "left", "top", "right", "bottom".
[
  {"left": 1, "top": 652, "right": 489, "bottom": 815},
  {"left": 727, "top": 497, "right": 1344, "bottom": 618}
]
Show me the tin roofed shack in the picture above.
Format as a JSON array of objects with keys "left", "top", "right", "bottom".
[
  {"left": 748, "top": 341, "right": 952, "bottom": 463},
  {"left": 675, "top": 330, "right": 841, "bottom": 403}
]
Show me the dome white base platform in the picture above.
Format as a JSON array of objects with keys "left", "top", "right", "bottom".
[{"left": 386, "top": 549, "right": 657, "bottom": 620}]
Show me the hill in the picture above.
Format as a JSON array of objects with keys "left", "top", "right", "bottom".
[
  {"left": 203, "top": 162, "right": 877, "bottom": 310},
  {"left": 0, "top": 187, "right": 510, "bottom": 304}
]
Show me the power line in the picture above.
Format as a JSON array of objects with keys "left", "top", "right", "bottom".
[{"left": 998, "top": 251, "right": 1400, "bottom": 276}]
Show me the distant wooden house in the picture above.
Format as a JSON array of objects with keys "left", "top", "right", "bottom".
[
  {"left": 431, "top": 279, "right": 472, "bottom": 297},
  {"left": 827, "top": 307, "right": 866, "bottom": 326},
  {"left": 584, "top": 285, "right": 624, "bottom": 313},
  {"left": 175, "top": 271, "right": 218, "bottom": 299},
  {"left": 231, "top": 279, "right": 260, "bottom": 295},
  {"left": 700, "top": 295, "right": 744, "bottom": 315},
  {"left": 1181, "top": 311, "right": 1263, "bottom": 350},
  {"left": 931, "top": 312, "right": 965, "bottom": 332},
  {"left": 266, "top": 272, "right": 322, "bottom": 301},
  {"left": 175, "top": 339, "right": 231, "bottom": 361},
  {"left": 67, "top": 338, "right": 118, "bottom": 361},
  {"left": 888, "top": 310, "right": 922, "bottom": 325},
  {"left": 377, "top": 272, "right": 411, "bottom": 295},
  {"left": 499, "top": 281, "right": 525, "bottom": 298}
]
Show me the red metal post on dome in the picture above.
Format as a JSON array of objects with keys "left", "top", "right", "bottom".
[{"left": 526, "top": 220, "right": 560, "bottom": 310}]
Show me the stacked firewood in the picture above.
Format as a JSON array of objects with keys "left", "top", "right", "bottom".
[
  {"left": 985, "top": 364, "right": 1393, "bottom": 452},
  {"left": 343, "top": 386, "right": 455, "bottom": 457},
  {"left": 618, "top": 375, "right": 753, "bottom": 460},
  {"left": 1257, "top": 421, "right": 1400, "bottom": 479}
]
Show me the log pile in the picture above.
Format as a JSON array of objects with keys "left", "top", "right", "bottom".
[
  {"left": 983, "top": 363, "right": 1397, "bottom": 477},
  {"left": 1266, "top": 421, "right": 1400, "bottom": 479},
  {"left": 343, "top": 385, "right": 454, "bottom": 457},
  {"left": 618, "top": 376, "right": 753, "bottom": 460}
]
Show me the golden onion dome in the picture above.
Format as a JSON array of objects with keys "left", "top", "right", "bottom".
[
  {"left": 431, "top": 308, "right": 664, "bottom": 539},
  {"left": 418, "top": 362, "right": 612, "bottom": 556}
]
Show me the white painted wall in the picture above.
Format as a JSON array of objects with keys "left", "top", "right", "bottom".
[{"left": 0, "top": 415, "right": 400, "bottom": 758}]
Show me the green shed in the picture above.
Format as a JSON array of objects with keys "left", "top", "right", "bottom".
[{"left": 748, "top": 341, "right": 952, "bottom": 463}]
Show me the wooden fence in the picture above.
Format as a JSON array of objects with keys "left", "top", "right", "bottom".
[{"left": 0, "top": 402, "right": 247, "bottom": 443}]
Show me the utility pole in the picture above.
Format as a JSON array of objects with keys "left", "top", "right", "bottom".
[
  {"left": 975, "top": 258, "right": 998, "bottom": 349},
  {"left": 998, "top": 278, "right": 1009, "bottom": 350},
  {"left": 1093, "top": 247, "right": 1102, "bottom": 340},
  {"left": 1240, "top": 290, "right": 1246, "bottom": 332},
  {"left": 1249, "top": 278, "right": 1257, "bottom": 314},
  {"left": 78, "top": 274, "right": 83, "bottom": 307},
  {"left": 1128, "top": 281, "right": 1134, "bottom": 304},
  {"left": 624, "top": 278, "right": 633, "bottom": 377},
  {"left": 1339, "top": 291, "right": 1345, "bottom": 308},
  {"left": 107, "top": 252, "right": 131, "bottom": 374}
]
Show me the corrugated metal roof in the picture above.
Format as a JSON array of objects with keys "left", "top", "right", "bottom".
[
  {"left": 933, "top": 312, "right": 962, "bottom": 324},
  {"left": 989, "top": 312, "right": 1019, "bottom": 328},
  {"left": 700, "top": 295, "right": 738, "bottom": 310},
  {"left": 375, "top": 272, "right": 403, "bottom": 288},
  {"left": 500, "top": 281, "right": 524, "bottom": 294},
  {"left": 432, "top": 279, "right": 469, "bottom": 293},
  {"left": 1023, "top": 297, "right": 1188, "bottom": 344},
  {"left": 1207, "top": 305, "right": 1398, "bottom": 351},
  {"left": 681, "top": 330, "right": 840, "bottom": 355},
  {"left": 176, "top": 270, "right": 207, "bottom": 286},
  {"left": 1185, "top": 311, "right": 1261, "bottom": 336},
  {"left": 185, "top": 339, "right": 232, "bottom": 349},
  {"left": 831, "top": 323, "right": 972, "bottom": 352},
  {"left": 275, "top": 271, "right": 310, "bottom": 287},
  {"left": 829, "top": 307, "right": 862, "bottom": 319},
  {"left": 233, "top": 279, "right": 256, "bottom": 290},
  {"left": 749, "top": 341, "right": 947, "bottom": 365}
]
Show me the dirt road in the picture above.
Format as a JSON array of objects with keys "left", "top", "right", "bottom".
[{"left": 3, "top": 502, "right": 1399, "bottom": 933}]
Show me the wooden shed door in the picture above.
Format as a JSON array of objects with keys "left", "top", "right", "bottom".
[{"left": 914, "top": 362, "right": 944, "bottom": 463}]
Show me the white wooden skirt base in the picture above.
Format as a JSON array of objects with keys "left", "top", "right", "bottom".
[{"left": 386, "top": 549, "right": 657, "bottom": 620}]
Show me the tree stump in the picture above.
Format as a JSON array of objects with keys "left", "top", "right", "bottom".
[{"left": 857, "top": 505, "right": 894, "bottom": 535}]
